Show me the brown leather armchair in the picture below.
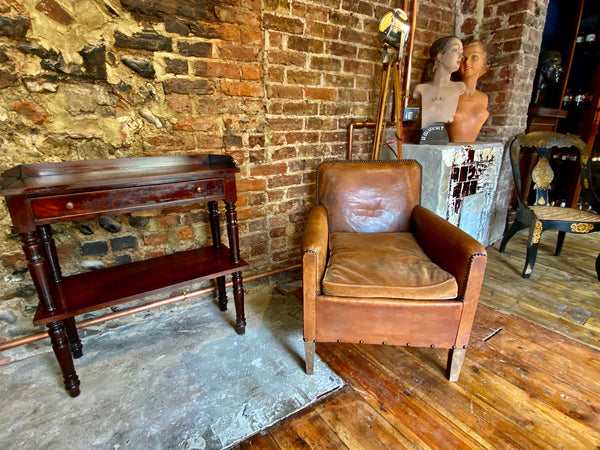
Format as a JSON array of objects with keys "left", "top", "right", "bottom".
[{"left": 302, "top": 160, "right": 487, "bottom": 381}]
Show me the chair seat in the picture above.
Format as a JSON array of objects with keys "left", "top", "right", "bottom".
[
  {"left": 322, "top": 232, "right": 458, "bottom": 299},
  {"left": 530, "top": 206, "right": 600, "bottom": 223}
]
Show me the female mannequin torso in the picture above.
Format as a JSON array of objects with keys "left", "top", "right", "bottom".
[
  {"left": 446, "top": 40, "right": 489, "bottom": 142},
  {"left": 413, "top": 36, "right": 466, "bottom": 130}
]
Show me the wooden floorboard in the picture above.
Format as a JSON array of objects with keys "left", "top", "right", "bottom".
[{"left": 234, "top": 230, "right": 600, "bottom": 449}]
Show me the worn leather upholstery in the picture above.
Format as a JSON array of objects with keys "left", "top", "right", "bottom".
[
  {"left": 323, "top": 232, "right": 457, "bottom": 299},
  {"left": 302, "top": 160, "right": 487, "bottom": 381}
]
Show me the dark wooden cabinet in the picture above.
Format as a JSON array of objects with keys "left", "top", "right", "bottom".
[
  {"left": 520, "top": 0, "right": 600, "bottom": 211},
  {"left": 537, "top": 0, "right": 600, "bottom": 151},
  {"left": 0, "top": 154, "right": 248, "bottom": 397}
]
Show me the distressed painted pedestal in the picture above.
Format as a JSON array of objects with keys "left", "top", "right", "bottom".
[{"left": 383, "top": 142, "right": 504, "bottom": 246}]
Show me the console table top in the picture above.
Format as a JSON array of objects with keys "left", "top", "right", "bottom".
[{"left": 0, "top": 154, "right": 239, "bottom": 196}]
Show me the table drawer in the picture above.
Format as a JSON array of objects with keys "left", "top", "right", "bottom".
[{"left": 30, "top": 179, "right": 224, "bottom": 220}]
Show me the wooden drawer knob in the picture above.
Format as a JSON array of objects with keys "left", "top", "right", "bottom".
[{"left": 65, "top": 202, "right": 74, "bottom": 210}]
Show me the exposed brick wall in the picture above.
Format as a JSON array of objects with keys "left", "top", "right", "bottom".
[{"left": 0, "top": 0, "right": 547, "bottom": 359}]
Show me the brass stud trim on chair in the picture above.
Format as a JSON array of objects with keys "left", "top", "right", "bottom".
[
  {"left": 431, "top": 344, "right": 435, "bottom": 348},
  {"left": 359, "top": 340, "right": 364, "bottom": 344},
  {"left": 382, "top": 341, "right": 387, "bottom": 345},
  {"left": 336, "top": 339, "right": 341, "bottom": 343},
  {"left": 406, "top": 343, "right": 410, "bottom": 346}
]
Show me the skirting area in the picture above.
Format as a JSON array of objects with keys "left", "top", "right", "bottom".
[{"left": 0, "top": 275, "right": 343, "bottom": 449}]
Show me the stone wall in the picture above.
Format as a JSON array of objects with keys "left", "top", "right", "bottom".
[{"left": 0, "top": 0, "right": 546, "bottom": 360}]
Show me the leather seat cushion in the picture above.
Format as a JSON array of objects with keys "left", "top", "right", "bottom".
[{"left": 322, "top": 232, "right": 458, "bottom": 300}]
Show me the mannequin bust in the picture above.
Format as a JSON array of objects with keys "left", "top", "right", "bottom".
[
  {"left": 447, "top": 39, "right": 489, "bottom": 142},
  {"left": 531, "top": 50, "right": 563, "bottom": 106},
  {"left": 413, "top": 36, "right": 466, "bottom": 131}
]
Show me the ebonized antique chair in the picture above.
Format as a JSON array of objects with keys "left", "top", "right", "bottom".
[
  {"left": 500, "top": 131, "right": 600, "bottom": 278},
  {"left": 301, "top": 160, "right": 487, "bottom": 381}
]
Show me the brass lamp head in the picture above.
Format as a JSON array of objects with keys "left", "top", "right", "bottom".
[{"left": 378, "top": 8, "right": 410, "bottom": 55}]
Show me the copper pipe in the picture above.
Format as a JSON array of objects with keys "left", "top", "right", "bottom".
[
  {"left": 404, "top": 0, "right": 418, "bottom": 108},
  {"left": 0, "top": 264, "right": 301, "bottom": 352},
  {"left": 347, "top": 121, "right": 398, "bottom": 160}
]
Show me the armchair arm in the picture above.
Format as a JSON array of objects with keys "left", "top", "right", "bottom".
[
  {"left": 411, "top": 205, "right": 487, "bottom": 300},
  {"left": 412, "top": 206, "right": 487, "bottom": 348},
  {"left": 302, "top": 205, "right": 329, "bottom": 340},
  {"left": 302, "top": 205, "right": 329, "bottom": 294}
]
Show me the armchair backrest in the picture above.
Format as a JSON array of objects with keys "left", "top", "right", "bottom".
[
  {"left": 509, "top": 131, "right": 599, "bottom": 210},
  {"left": 317, "top": 160, "right": 421, "bottom": 233}
]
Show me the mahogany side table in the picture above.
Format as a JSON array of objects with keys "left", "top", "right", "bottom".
[{"left": 0, "top": 154, "right": 249, "bottom": 397}]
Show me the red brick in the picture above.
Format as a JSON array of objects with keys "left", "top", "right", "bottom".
[
  {"left": 159, "top": 214, "right": 180, "bottom": 228},
  {"left": 11, "top": 101, "right": 48, "bottom": 125},
  {"left": 218, "top": 43, "right": 260, "bottom": 62},
  {"left": 174, "top": 117, "right": 219, "bottom": 132},
  {"left": 236, "top": 206, "right": 266, "bottom": 221},
  {"left": 250, "top": 163, "right": 287, "bottom": 177},
  {"left": 195, "top": 60, "right": 240, "bottom": 78},
  {"left": 0, "top": 251, "right": 26, "bottom": 269},
  {"left": 166, "top": 94, "right": 192, "bottom": 114},
  {"left": 267, "top": 117, "right": 303, "bottom": 131},
  {"left": 236, "top": 178, "right": 267, "bottom": 192},
  {"left": 282, "top": 102, "right": 318, "bottom": 115},
  {"left": 146, "top": 134, "right": 196, "bottom": 152},
  {"left": 221, "top": 80, "right": 263, "bottom": 97},
  {"left": 292, "top": 4, "right": 328, "bottom": 22},
  {"left": 287, "top": 70, "right": 321, "bottom": 86},
  {"left": 268, "top": 50, "right": 306, "bottom": 67},
  {"left": 242, "top": 64, "right": 262, "bottom": 80},
  {"left": 215, "top": 6, "right": 260, "bottom": 27},
  {"left": 307, "top": 21, "right": 339, "bottom": 40},
  {"left": 267, "top": 85, "right": 303, "bottom": 100},
  {"left": 310, "top": 56, "right": 341, "bottom": 72},
  {"left": 343, "top": 60, "right": 373, "bottom": 76},
  {"left": 263, "top": 13, "right": 304, "bottom": 34},
  {"left": 288, "top": 36, "right": 324, "bottom": 54},
  {"left": 143, "top": 232, "right": 168, "bottom": 246},
  {"left": 36, "top": 0, "right": 73, "bottom": 25},
  {"left": 177, "top": 226, "right": 194, "bottom": 240},
  {"left": 163, "top": 78, "right": 214, "bottom": 95},
  {"left": 341, "top": 0, "right": 373, "bottom": 16},
  {"left": 304, "top": 87, "right": 336, "bottom": 101}
]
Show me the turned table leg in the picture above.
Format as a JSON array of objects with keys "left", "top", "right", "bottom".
[
  {"left": 47, "top": 321, "right": 81, "bottom": 397},
  {"left": 208, "top": 200, "right": 228, "bottom": 310},
  {"left": 20, "top": 230, "right": 81, "bottom": 395},
  {"left": 39, "top": 225, "right": 83, "bottom": 358},
  {"left": 226, "top": 201, "right": 246, "bottom": 334}
]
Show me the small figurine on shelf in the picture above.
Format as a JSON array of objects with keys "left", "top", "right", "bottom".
[
  {"left": 447, "top": 39, "right": 490, "bottom": 143},
  {"left": 531, "top": 50, "right": 563, "bottom": 107},
  {"left": 413, "top": 35, "right": 465, "bottom": 144}
]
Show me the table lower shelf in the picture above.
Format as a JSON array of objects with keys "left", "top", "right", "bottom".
[{"left": 34, "top": 245, "right": 248, "bottom": 325}]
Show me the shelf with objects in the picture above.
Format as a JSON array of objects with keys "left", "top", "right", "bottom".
[{"left": 522, "top": 0, "right": 600, "bottom": 211}]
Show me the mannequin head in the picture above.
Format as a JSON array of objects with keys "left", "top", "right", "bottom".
[
  {"left": 531, "top": 50, "right": 563, "bottom": 106},
  {"left": 538, "top": 50, "right": 563, "bottom": 85},
  {"left": 422, "top": 35, "right": 463, "bottom": 82},
  {"left": 459, "top": 40, "right": 488, "bottom": 82}
]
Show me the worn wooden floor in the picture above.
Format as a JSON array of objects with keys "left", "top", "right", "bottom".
[{"left": 234, "top": 230, "right": 600, "bottom": 449}]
